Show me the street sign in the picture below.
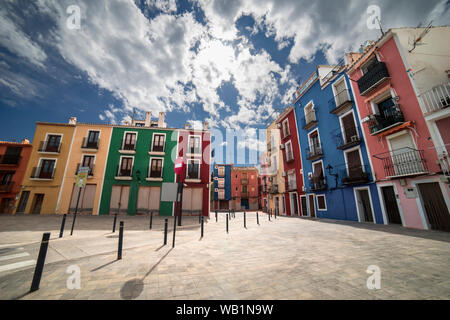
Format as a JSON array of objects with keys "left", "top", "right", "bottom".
[
  {"left": 76, "top": 167, "right": 89, "bottom": 188},
  {"left": 161, "top": 183, "right": 179, "bottom": 202},
  {"left": 174, "top": 157, "right": 184, "bottom": 175}
]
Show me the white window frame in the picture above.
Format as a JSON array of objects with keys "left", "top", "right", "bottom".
[
  {"left": 316, "top": 194, "right": 327, "bottom": 211},
  {"left": 34, "top": 157, "right": 57, "bottom": 179},
  {"left": 117, "top": 155, "right": 134, "bottom": 178},
  {"left": 218, "top": 178, "right": 225, "bottom": 188},
  {"left": 150, "top": 132, "right": 166, "bottom": 153},
  {"left": 282, "top": 119, "right": 290, "bottom": 138},
  {"left": 40, "top": 133, "right": 63, "bottom": 154},
  {"left": 285, "top": 140, "right": 294, "bottom": 162},
  {"left": 343, "top": 146, "right": 365, "bottom": 176},
  {"left": 331, "top": 75, "right": 350, "bottom": 105},
  {"left": 121, "top": 131, "right": 138, "bottom": 151},
  {"left": 308, "top": 129, "right": 322, "bottom": 151},
  {"left": 304, "top": 101, "right": 315, "bottom": 124},
  {"left": 186, "top": 159, "right": 201, "bottom": 180},
  {"left": 80, "top": 154, "right": 96, "bottom": 176},
  {"left": 338, "top": 109, "right": 360, "bottom": 142},
  {"left": 353, "top": 187, "right": 376, "bottom": 224},
  {"left": 148, "top": 157, "right": 164, "bottom": 179}
]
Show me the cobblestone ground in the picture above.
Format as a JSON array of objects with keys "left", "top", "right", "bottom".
[{"left": 0, "top": 213, "right": 449, "bottom": 300}]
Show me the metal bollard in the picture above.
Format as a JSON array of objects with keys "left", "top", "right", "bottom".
[
  {"left": 226, "top": 214, "right": 229, "bottom": 233},
  {"left": 257, "top": 212, "right": 259, "bottom": 225},
  {"left": 244, "top": 211, "right": 246, "bottom": 229},
  {"left": 163, "top": 219, "right": 168, "bottom": 245},
  {"left": 274, "top": 209, "right": 277, "bottom": 220},
  {"left": 269, "top": 213, "right": 271, "bottom": 221},
  {"left": 199, "top": 214, "right": 201, "bottom": 224},
  {"left": 215, "top": 211, "right": 218, "bottom": 222},
  {"left": 70, "top": 213, "right": 77, "bottom": 236},
  {"left": 118, "top": 221, "right": 124, "bottom": 260},
  {"left": 201, "top": 216, "right": 204, "bottom": 238},
  {"left": 30, "top": 233, "right": 50, "bottom": 292},
  {"left": 112, "top": 213, "right": 117, "bottom": 233},
  {"left": 59, "top": 214, "right": 66, "bottom": 238},
  {"left": 149, "top": 211, "right": 153, "bottom": 230}
]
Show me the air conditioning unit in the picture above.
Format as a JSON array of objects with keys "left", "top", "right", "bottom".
[
  {"left": 280, "top": 144, "right": 285, "bottom": 150},
  {"left": 351, "top": 135, "right": 359, "bottom": 142}
]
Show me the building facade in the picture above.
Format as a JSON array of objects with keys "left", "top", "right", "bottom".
[
  {"left": 212, "top": 164, "right": 232, "bottom": 211},
  {"left": 0, "top": 140, "right": 32, "bottom": 213},
  {"left": 294, "top": 67, "right": 383, "bottom": 223},
  {"left": 276, "top": 107, "right": 305, "bottom": 216},
  {"left": 346, "top": 27, "right": 450, "bottom": 231},
  {"left": 231, "top": 166, "right": 259, "bottom": 211}
]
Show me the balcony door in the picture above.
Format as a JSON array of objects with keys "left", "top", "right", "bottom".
[
  {"left": 137, "top": 187, "right": 160, "bottom": 215},
  {"left": 40, "top": 159, "right": 55, "bottom": 179},
  {"left": 46, "top": 135, "right": 61, "bottom": 152},
  {"left": 123, "top": 133, "right": 137, "bottom": 150},
  {"left": 345, "top": 149, "right": 363, "bottom": 179},
  {"left": 110, "top": 185, "right": 130, "bottom": 215},
  {"left": 341, "top": 112, "right": 358, "bottom": 144},
  {"left": 119, "top": 157, "right": 133, "bottom": 177},
  {"left": 312, "top": 162, "right": 324, "bottom": 186},
  {"left": 87, "top": 131, "right": 100, "bottom": 148},
  {"left": 388, "top": 133, "right": 423, "bottom": 176},
  {"left": 309, "top": 131, "right": 320, "bottom": 154},
  {"left": 182, "top": 188, "right": 203, "bottom": 216},
  {"left": 334, "top": 79, "right": 348, "bottom": 106},
  {"left": 82, "top": 155, "right": 95, "bottom": 175}
]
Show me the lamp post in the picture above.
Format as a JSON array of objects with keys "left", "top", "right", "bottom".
[{"left": 135, "top": 169, "right": 141, "bottom": 216}]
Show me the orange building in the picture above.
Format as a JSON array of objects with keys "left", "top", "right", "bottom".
[
  {"left": 231, "top": 166, "right": 259, "bottom": 211},
  {"left": 0, "top": 140, "right": 32, "bottom": 213}
]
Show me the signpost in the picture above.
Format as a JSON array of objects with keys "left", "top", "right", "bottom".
[
  {"left": 71, "top": 167, "right": 88, "bottom": 236},
  {"left": 173, "top": 158, "right": 184, "bottom": 247}
]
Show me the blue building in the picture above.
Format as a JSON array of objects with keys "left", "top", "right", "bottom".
[
  {"left": 213, "top": 164, "right": 232, "bottom": 211},
  {"left": 293, "top": 65, "right": 384, "bottom": 224}
]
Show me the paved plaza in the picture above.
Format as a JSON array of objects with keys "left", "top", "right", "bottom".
[{"left": 0, "top": 212, "right": 449, "bottom": 300}]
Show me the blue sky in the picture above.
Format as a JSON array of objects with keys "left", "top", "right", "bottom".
[{"left": 1, "top": 0, "right": 449, "bottom": 165}]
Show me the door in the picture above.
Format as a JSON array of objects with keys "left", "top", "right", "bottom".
[
  {"left": 334, "top": 79, "right": 347, "bottom": 105},
  {"left": 417, "top": 183, "right": 450, "bottom": 232},
  {"left": 87, "top": 131, "right": 100, "bottom": 148},
  {"left": 182, "top": 188, "right": 203, "bottom": 216},
  {"left": 17, "top": 191, "right": 30, "bottom": 213},
  {"left": 290, "top": 193, "right": 298, "bottom": 216},
  {"left": 137, "top": 186, "right": 160, "bottom": 215},
  {"left": 301, "top": 196, "right": 308, "bottom": 217},
  {"left": 346, "top": 149, "right": 363, "bottom": 179},
  {"left": 308, "top": 195, "right": 316, "bottom": 218},
  {"left": 341, "top": 113, "right": 358, "bottom": 144},
  {"left": 357, "top": 189, "right": 374, "bottom": 223},
  {"left": 46, "top": 135, "right": 61, "bottom": 152},
  {"left": 40, "top": 159, "right": 55, "bottom": 179},
  {"left": 381, "top": 186, "right": 402, "bottom": 224},
  {"left": 69, "top": 184, "right": 97, "bottom": 214},
  {"left": 0, "top": 198, "right": 13, "bottom": 213},
  {"left": 110, "top": 185, "right": 130, "bottom": 215},
  {"left": 31, "top": 194, "right": 44, "bottom": 214}
]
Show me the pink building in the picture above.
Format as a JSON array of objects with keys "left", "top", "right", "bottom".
[
  {"left": 230, "top": 166, "right": 259, "bottom": 211},
  {"left": 346, "top": 27, "right": 450, "bottom": 231}
]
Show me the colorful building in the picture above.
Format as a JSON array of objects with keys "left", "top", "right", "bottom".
[
  {"left": 346, "top": 27, "right": 450, "bottom": 231},
  {"left": 231, "top": 166, "right": 259, "bottom": 211},
  {"left": 17, "top": 120, "right": 76, "bottom": 214},
  {"left": 212, "top": 164, "right": 232, "bottom": 211},
  {"left": 0, "top": 140, "right": 32, "bottom": 213},
  {"left": 276, "top": 107, "right": 305, "bottom": 216},
  {"left": 294, "top": 66, "right": 383, "bottom": 223}
]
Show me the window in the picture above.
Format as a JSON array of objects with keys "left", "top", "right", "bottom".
[
  {"left": 86, "top": 131, "right": 100, "bottom": 148},
  {"left": 218, "top": 178, "right": 225, "bottom": 188},
  {"left": 340, "top": 112, "right": 358, "bottom": 144},
  {"left": 39, "top": 159, "right": 56, "bottom": 179},
  {"left": 2, "top": 147, "right": 21, "bottom": 164},
  {"left": 218, "top": 166, "right": 225, "bottom": 177},
  {"left": 44, "top": 135, "right": 61, "bottom": 152},
  {"left": 123, "top": 133, "right": 137, "bottom": 151},
  {"left": 242, "top": 186, "right": 248, "bottom": 193},
  {"left": 81, "top": 155, "right": 95, "bottom": 176},
  {"left": 187, "top": 159, "right": 200, "bottom": 179},
  {"left": 149, "top": 158, "right": 163, "bottom": 178},
  {"left": 288, "top": 172, "right": 296, "bottom": 190},
  {"left": 304, "top": 102, "right": 316, "bottom": 124},
  {"left": 285, "top": 141, "right": 294, "bottom": 162},
  {"left": 361, "top": 57, "right": 378, "bottom": 74},
  {"left": 152, "top": 134, "right": 165, "bottom": 152},
  {"left": 309, "top": 130, "right": 321, "bottom": 154},
  {"left": 282, "top": 119, "right": 290, "bottom": 138},
  {"left": 242, "top": 173, "right": 247, "bottom": 179},
  {"left": 218, "top": 189, "right": 225, "bottom": 200},
  {"left": 119, "top": 157, "right": 133, "bottom": 177},
  {"left": 188, "top": 136, "right": 201, "bottom": 154},
  {"left": 317, "top": 195, "right": 327, "bottom": 210},
  {"left": 333, "top": 78, "right": 349, "bottom": 106},
  {"left": 1, "top": 172, "right": 13, "bottom": 185}
]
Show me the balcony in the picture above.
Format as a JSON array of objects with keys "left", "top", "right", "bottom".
[
  {"left": 0, "top": 155, "right": 21, "bottom": 165},
  {"left": 31, "top": 167, "right": 55, "bottom": 180},
  {"left": 367, "top": 105, "right": 405, "bottom": 136},
  {"left": 433, "top": 146, "right": 449, "bottom": 177},
  {"left": 357, "top": 61, "right": 390, "bottom": 96},
  {"left": 115, "top": 165, "right": 133, "bottom": 179},
  {"left": 0, "top": 182, "right": 14, "bottom": 193},
  {"left": 120, "top": 143, "right": 136, "bottom": 152},
  {"left": 373, "top": 148, "right": 428, "bottom": 179},
  {"left": 306, "top": 144, "right": 323, "bottom": 161},
  {"left": 309, "top": 177, "right": 327, "bottom": 192},
  {"left": 38, "top": 141, "right": 61, "bottom": 153},
  {"left": 75, "top": 164, "right": 94, "bottom": 177},
  {"left": 329, "top": 89, "right": 353, "bottom": 115},
  {"left": 334, "top": 131, "right": 362, "bottom": 150},
  {"left": 81, "top": 138, "right": 99, "bottom": 150},
  {"left": 301, "top": 112, "right": 318, "bottom": 131},
  {"left": 269, "top": 185, "right": 279, "bottom": 194},
  {"left": 340, "top": 165, "right": 371, "bottom": 185},
  {"left": 419, "top": 82, "right": 450, "bottom": 115},
  {"left": 241, "top": 178, "right": 249, "bottom": 185},
  {"left": 285, "top": 180, "right": 297, "bottom": 192}
]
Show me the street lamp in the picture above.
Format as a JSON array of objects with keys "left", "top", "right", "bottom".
[{"left": 326, "top": 165, "right": 339, "bottom": 190}]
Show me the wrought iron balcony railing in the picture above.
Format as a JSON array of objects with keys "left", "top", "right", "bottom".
[
  {"left": 0, "top": 182, "right": 14, "bottom": 193},
  {"left": 329, "top": 89, "right": 353, "bottom": 115},
  {"left": 309, "top": 177, "right": 327, "bottom": 192},
  {"left": 82, "top": 138, "right": 99, "bottom": 150},
  {"left": 116, "top": 165, "right": 133, "bottom": 178},
  {"left": 367, "top": 105, "right": 405, "bottom": 135},
  {"left": 340, "top": 165, "right": 371, "bottom": 185},
  {"left": 75, "top": 164, "right": 95, "bottom": 176},
  {"left": 419, "top": 82, "right": 450, "bottom": 115},
  {"left": 121, "top": 143, "right": 136, "bottom": 152},
  {"left": 306, "top": 144, "right": 323, "bottom": 161},
  {"left": 334, "top": 130, "right": 362, "bottom": 150},
  {"left": 357, "top": 61, "right": 390, "bottom": 96},
  {"left": 373, "top": 148, "right": 428, "bottom": 178},
  {"left": 0, "top": 155, "right": 21, "bottom": 165},
  {"left": 31, "top": 167, "right": 55, "bottom": 179},
  {"left": 38, "top": 141, "right": 61, "bottom": 153}
]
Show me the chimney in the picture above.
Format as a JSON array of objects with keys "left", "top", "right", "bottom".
[
  {"left": 203, "top": 121, "right": 209, "bottom": 131},
  {"left": 158, "top": 112, "right": 166, "bottom": 128},
  {"left": 69, "top": 117, "right": 77, "bottom": 125},
  {"left": 21, "top": 138, "right": 30, "bottom": 144},
  {"left": 185, "top": 123, "right": 190, "bottom": 130},
  {"left": 145, "top": 112, "right": 152, "bottom": 127}
]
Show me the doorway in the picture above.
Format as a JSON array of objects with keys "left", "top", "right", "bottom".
[
  {"left": 31, "top": 194, "right": 44, "bottom": 214},
  {"left": 290, "top": 193, "right": 299, "bottom": 216},
  {"left": 355, "top": 189, "right": 374, "bottom": 223},
  {"left": 17, "top": 191, "right": 30, "bottom": 213},
  {"left": 417, "top": 183, "right": 450, "bottom": 232},
  {"left": 308, "top": 194, "right": 316, "bottom": 218},
  {"left": 301, "top": 196, "right": 308, "bottom": 216},
  {"left": 381, "top": 186, "right": 402, "bottom": 224},
  {"left": 110, "top": 185, "right": 130, "bottom": 215}
]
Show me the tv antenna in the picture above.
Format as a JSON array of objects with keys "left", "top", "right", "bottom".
[{"left": 409, "top": 21, "right": 433, "bottom": 53}]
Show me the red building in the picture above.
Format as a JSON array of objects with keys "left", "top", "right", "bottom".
[
  {"left": 0, "top": 140, "right": 32, "bottom": 213},
  {"left": 231, "top": 166, "right": 259, "bottom": 211},
  {"left": 277, "top": 107, "right": 305, "bottom": 216},
  {"left": 176, "top": 124, "right": 211, "bottom": 217}
]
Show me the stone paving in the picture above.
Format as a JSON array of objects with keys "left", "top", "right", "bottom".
[{"left": 0, "top": 213, "right": 449, "bottom": 300}]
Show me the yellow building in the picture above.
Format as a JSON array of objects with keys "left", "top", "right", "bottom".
[
  {"left": 58, "top": 122, "right": 112, "bottom": 215},
  {"left": 17, "top": 119, "right": 76, "bottom": 214},
  {"left": 265, "top": 119, "right": 286, "bottom": 215}
]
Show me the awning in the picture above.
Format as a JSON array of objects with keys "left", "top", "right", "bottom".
[
  {"left": 377, "top": 121, "right": 413, "bottom": 137},
  {"left": 364, "top": 82, "right": 391, "bottom": 104}
]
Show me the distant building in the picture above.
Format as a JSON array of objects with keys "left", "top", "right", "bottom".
[
  {"left": 231, "top": 166, "right": 259, "bottom": 211},
  {"left": 212, "top": 164, "right": 232, "bottom": 211}
]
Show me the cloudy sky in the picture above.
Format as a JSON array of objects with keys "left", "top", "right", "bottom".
[{"left": 0, "top": 0, "right": 449, "bottom": 164}]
